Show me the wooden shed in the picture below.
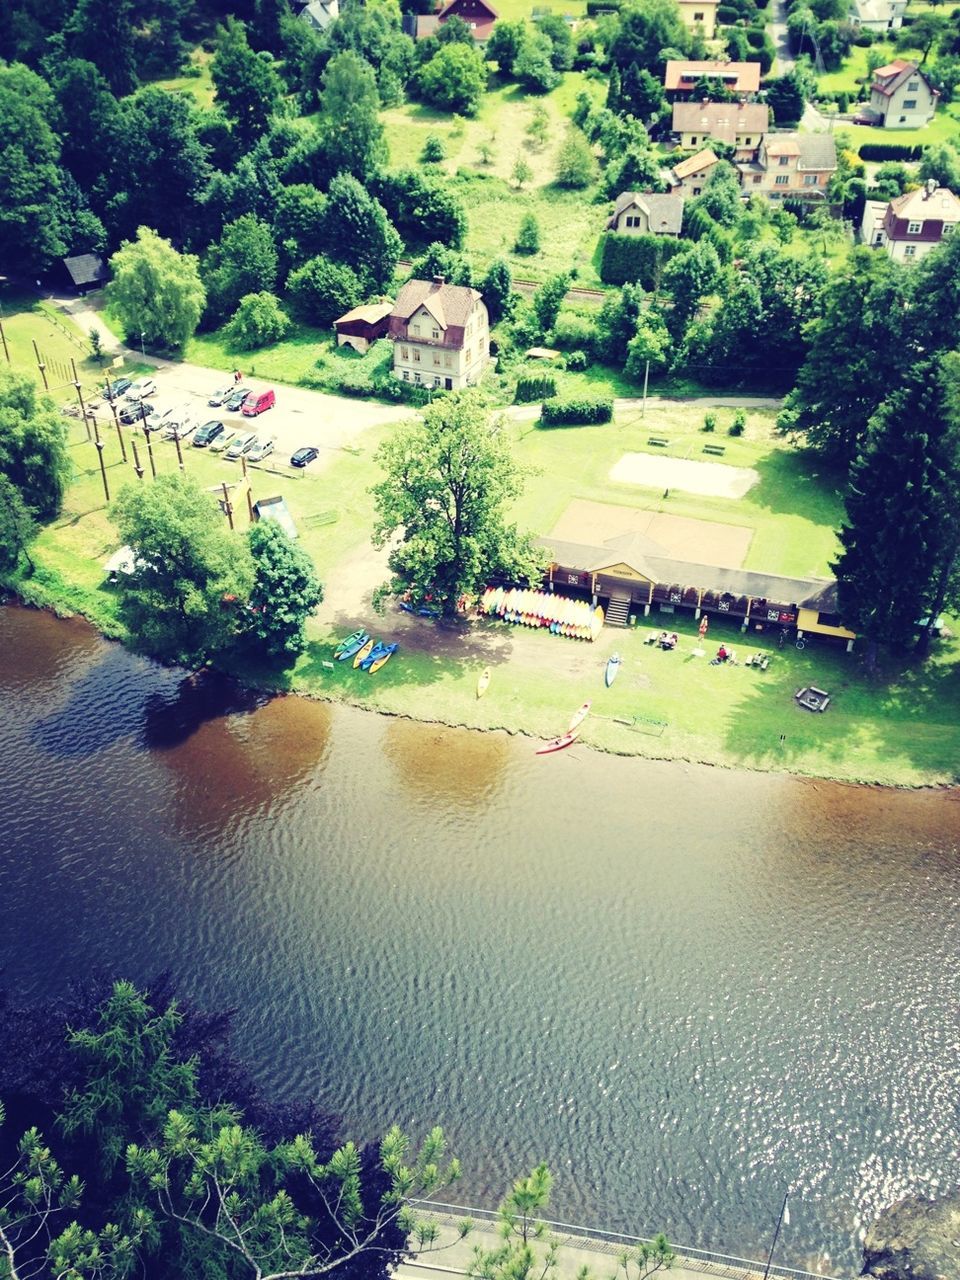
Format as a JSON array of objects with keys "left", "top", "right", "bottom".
[{"left": 334, "top": 301, "right": 393, "bottom": 354}]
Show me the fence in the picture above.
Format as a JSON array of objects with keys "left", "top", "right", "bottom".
[{"left": 408, "top": 1201, "right": 847, "bottom": 1280}]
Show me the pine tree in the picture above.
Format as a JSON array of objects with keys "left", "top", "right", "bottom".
[{"left": 606, "top": 64, "right": 621, "bottom": 111}]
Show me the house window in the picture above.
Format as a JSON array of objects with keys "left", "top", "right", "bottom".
[
  {"left": 775, "top": 175, "right": 790, "bottom": 185},
  {"left": 414, "top": 372, "right": 421, "bottom": 383},
  {"left": 903, "top": 98, "right": 917, "bottom": 109},
  {"left": 778, "top": 155, "right": 790, "bottom": 166},
  {"left": 433, "top": 353, "right": 441, "bottom": 366},
  {"left": 402, "top": 371, "right": 409, "bottom": 381},
  {"left": 803, "top": 174, "right": 819, "bottom": 185},
  {"left": 694, "top": 10, "right": 704, "bottom": 18},
  {"left": 465, "top": 347, "right": 472, "bottom": 362},
  {"left": 944, "top": 223, "right": 956, "bottom": 236},
  {"left": 433, "top": 376, "right": 441, "bottom": 387},
  {"left": 400, "top": 346, "right": 409, "bottom": 360},
  {"left": 907, "top": 220, "right": 922, "bottom": 233},
  {"left": 444, "top": 355, "right": 453, "bottom": 368},
  {"left": 692, "top": 185, "right": 701, "bottom": 194},
  {"left": 874, "top": 231, "right": 884, "bottom": 243},
  {"left": 907, "top": 80, "right": 919, "bottom": 90},
  {"left": 752, "top": 175, "right": 762, "bottom": 184},
  {"left": 690, "top": 136, "right": 698, "bottom": 145},
  {"left": 904, "top": 245, "right": 916, "bottom": 257},
  {"left": 413, "top": 349, "right": 421, "bottom": 362},
  {"left": 432, "top": 329, "right": 440, "bottom": 339},
  {"left": 743, "top": 136, "right": 752, "bottom": 144}
]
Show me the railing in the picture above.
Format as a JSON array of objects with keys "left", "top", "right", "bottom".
[{"left": 408, "top": 1201, "right": 848, "bottom": 1280}]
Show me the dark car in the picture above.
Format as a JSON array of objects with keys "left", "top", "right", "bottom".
[
  {"left": 224, "top": 388, "right": 249, "bottom": 411},
  {"left": 91, "top": 377, "right": 132, "bottom": 409},
  {"left": 291, "top": 446, "right": 319, "bottom": 468},
  {"left": 193, "top": 421, "right": 225, "bottom": 447},
  {"left": 119, "top": 401, "right": 154, "bottom": 425}
]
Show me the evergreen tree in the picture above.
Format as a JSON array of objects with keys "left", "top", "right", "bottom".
[
  {"left": 246, "top": 520, "right": 323, "bottom": 661},
  {"left": 606, "top": 64, "right": 621, "bottom": 111},
  {"left": 318, "top": 173, "right": 401, "bottom": 291},
  {"left": 514, "top": 212, "right": 540, "bottom": 254},
  {"left": 318, "top": 50, "right": 387, "bottom": 181},
  {"left": 211, "top": 17, "right": 283, "bottom": 145},
  {"left": 619, "top": 63, "right": 666, "bottom": 119},
  {"left": 480, "top": 258, "right": 514, "bottom": 325},
  {"left": 690, "top": 160, "right": 742, "bottom": 227}
]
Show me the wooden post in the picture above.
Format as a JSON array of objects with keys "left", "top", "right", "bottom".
[
  {"left": 221, "top": 482, "right": 234, "bottom": 531},
  {"left": 70, "top": 358, "right": 92, "bottom": 442},
  {"left": 174, "top": 431, "right": 185, "bottom": 473},
  {"left": 105, "top": 391, "right": 126, "bottom": 463},
  {"left": 91, "top": 418, "right": 110, "bottom": 503},
  {"left": 247, "top": 484, "right": 254, "bottom": 524},
  {"left": 131, "top": 439, "right": 145, "bottom": 481},
  {"left": 32, "top": 339, "right": 49, "bottom": 390},
  {"left": 0, "top": 316, "right": 10, "bottom": 365},
  {"left": 144, "top": 426, "right": 157, "bottom": 479}
]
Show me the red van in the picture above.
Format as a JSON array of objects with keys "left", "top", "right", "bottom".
[{"left": 241, "top": 388, "right": 276, "bottom": 417}]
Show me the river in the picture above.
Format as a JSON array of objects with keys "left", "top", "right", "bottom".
[{"left": 1, "top": 604, "right": 959, "bottom": 1277}]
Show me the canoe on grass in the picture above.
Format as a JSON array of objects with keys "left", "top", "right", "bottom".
[
  {"left": 360, "top": 641, "right": 388, "bottom": 672},
  {"left": 352, "top": 638, "right": 374, "bottom": 669},
  {"left": 605, "top": 653, "right": 622, "bottom": 687},
  {"left": 335, "top": 628, "right": 367, "bottom": 660},
  {"left": 568, "top": 701, "right": 591, "bottom": 732},
  {"left": 477, "top": 668, "right": 491, "bottom": 698},
  {"left": 535, "top": 729, "right": 579, "bottom": 756},
  {"left": 367, "top": 642, "right": 398, "bottom": 674}
]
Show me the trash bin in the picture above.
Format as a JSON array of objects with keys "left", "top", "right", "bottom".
[{"left": 629, "top": 614, "right": 636, "bottom": 626}]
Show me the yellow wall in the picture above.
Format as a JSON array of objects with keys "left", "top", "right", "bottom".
[
  {"left": 797, "top": 607, "right": 856, "bottom": 640},
  {"left": 677, "top": 0, "right": 717, "bottom": 37}
]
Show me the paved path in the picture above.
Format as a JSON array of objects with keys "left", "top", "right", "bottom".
[{"left": 768, "top": 0, "right": 794, "bottom": 74}]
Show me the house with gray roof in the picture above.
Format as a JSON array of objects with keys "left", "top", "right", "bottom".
[
  {"left": 294, "top": 0, "right": 339, "bottom": 31},
  {"left": 858, "top": 59, "right": 938, "bottom": 128},
  {"left": 737, "top": 132, "right": 837, "bottom": 201},
  {"left": 851, "top": 0, "right": 906, "bottom": 31},
  {"left": 606, "top": 191, "right": 685, "bottom": 237},
  {"left": 388, "top": 278, "right": 490, "bottom": 390}
]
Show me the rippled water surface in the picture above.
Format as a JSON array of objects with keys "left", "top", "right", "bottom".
[{"left": 2, "top": 605, "right": 959, "bottom": 1276}]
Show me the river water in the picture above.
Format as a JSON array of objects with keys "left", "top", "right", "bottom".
[{"left": 1, "top": 604, "right": 959, "bottom": 1276}]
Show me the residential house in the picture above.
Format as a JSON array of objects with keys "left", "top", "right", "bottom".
[
  {"left": 677, "top": 0, "right": 719, "bottom": 39},
  {"left": 663, "top": 60, "right": 762, "bottom": 101},
  {"left": 291, "top": 0, "right": 339, "bottom": 32},
  {"left": 850, "top": 0, "right": 906, "bottom": 31},
  {"left": 538, "top": 531, "right": 857, "bottom": 647},
  {"left": 665, "top": 148, "right": 720, "bottom": 197},
  {"left": 606, "top": 191, "right": 685, "bottom": 237},
  {"left": 408, "top": 0, "right": 498, "bottom": 40},
  {"left": 866, "top": 181, "right": 960, "bottom": 261},
  {"left": 334, "top": 301, "right": 394, "bottom": 354},
  {"left": 672, "top": 100, "right": 769, "bottom": 158},
  {"left": 388, "top": 278, "right": 490, "bottom": 390},
  {"left": 860, "top": 199, "right": 888, "bottom": 247},
  {"left": 737, "top": 132, "right": 837, "bottom": 200},
  {"left": 859, "top": 59, "right": 938, "bottom": 128}
]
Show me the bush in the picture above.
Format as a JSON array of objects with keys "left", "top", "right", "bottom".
[
  {"left": 728, "top": 408, "right": 746, "bottom": 436},
  {"left": 702, "top": 411, "right": 717, "bottom": 433},
  {"left": 421, "top": 134, "right": 445, "bottom": 163},
  {"left": 717, "top": 4, "right": 739, "bottom": 19},
  {"left": 586, "top": 0, "right": 621, "bottom": 11},
  {"left": 550, "top": 313, "right": 598, "bottom": 350},
  {"left": 515, "top": 212, "right": 541, "bottom": 254},
  {"left": 287, "top": 256, "right": 362, "bottom": 326},
  {"left": 565, "top": 350, "right": 588, "bottom": 371},
  {"left": 859, "top": 142, "right": 923, "bottom": 162},
  {"left": 540, "top": 396, "right": 613, "bottom": 425},
  {"left": 227, "top": 292, "right": 290, "bottom": 350},
  {"left": 599, "top": 233, "right": 682, "bottom": 288},
  {"left": 515, "top": 373, "right": 558, "bottom": 402}
]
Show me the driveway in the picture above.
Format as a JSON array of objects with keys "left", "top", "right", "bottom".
[{"left": 768, "top": 0, "right": 794, "bottom": 74}]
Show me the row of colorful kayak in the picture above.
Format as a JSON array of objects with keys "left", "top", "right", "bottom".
[
  {"left": 333, "top": 628, "right": 399, "bottom": 674},
  {"left": 479, "top": 587, "right": 604, "bottom": 642}
]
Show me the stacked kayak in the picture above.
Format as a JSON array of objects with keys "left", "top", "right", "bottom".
[{"left": 479, "top": 587, "right": 604, "bottom": 641}]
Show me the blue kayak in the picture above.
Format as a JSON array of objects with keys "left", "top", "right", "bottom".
[
  {"left": 360, "top": 640, "right": 389, "bottom": 671},
  {"left": 605, "top": 653, "right": 622, "bottom": 687},
  {"left": 337, "top": 630, "right": 369, "bottom": 661}
]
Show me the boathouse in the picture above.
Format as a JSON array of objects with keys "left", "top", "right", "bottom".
[{"left": 538, "top": 532, "right": 857, "bottom": 647}]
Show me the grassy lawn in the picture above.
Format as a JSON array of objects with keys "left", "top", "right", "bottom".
[
  {"left": 0, "top": 286, "right": 109, "bottom": 400},
  {"left": 148, "top": 49, "right": 216, "bottom": 110},
  {"left": 186, "top": 318, "right": 335, "bottom": 386}
]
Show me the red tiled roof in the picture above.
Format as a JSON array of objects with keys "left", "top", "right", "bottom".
[{"left": 664, "top": 60, "right": 761, "bottom": 92}]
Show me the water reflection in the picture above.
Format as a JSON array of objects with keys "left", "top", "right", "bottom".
[{"left": 382, "top": 718, "right": 510, "bottom": 810}]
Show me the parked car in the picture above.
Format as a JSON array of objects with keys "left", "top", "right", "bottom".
[
  {"left": 193, "top": 421, "right": 225, "bottom": 447},
  {"left": 224, "top": 388, "right": 249, "bottom": 411},
  {"left": 119, "top": 400, "right": 156, "bottom": 425},
  {"left": 208, "top": 428, "right": 236, "bottom": 452},
  {"left": 124, "top": 378, "right": 156, "bottom": 402},
  {"left": 135, "top": 407, "right": 163, "bottom": 433},
  {"left": 90, "top": 378, "right": 132, "bottom": 409},
  {"left": 247, "top": 438, "right": 274, "bottom": 463},
  {"left": 224, "top": 432, "right": 258, "bottom": 460},
  {"left": 290, "top": 446, "right": 319, "bottom": 468},
  {"left": 208, "top": 383, "right": 237, "bottom": 407},
  {"left": 241, "top": 388, "right": 276, "bottom": 417},
  {"left": 161, "top": 413, "right": 195, "bottom": 440}
]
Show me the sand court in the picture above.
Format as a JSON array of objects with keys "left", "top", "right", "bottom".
[
  {"left": 609, "top": 452, "right": 760, "bottom": 499},
  {"left": 550, "top": 499, "right": 753, "bottom": 569}
]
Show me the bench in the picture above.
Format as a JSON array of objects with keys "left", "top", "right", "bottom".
[
  {"left": 703, "top": 443, "right": 726, "bottom": 456},
  {"left": 647, "top": 436, "right": 669, "bottom": 447}
]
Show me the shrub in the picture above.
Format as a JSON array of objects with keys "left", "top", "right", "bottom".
[
  {"left": 287, "top": 256, "right": 362, "bottom": 326},
  {"left": 515, "top": 373, "right": 558, "bottom": 402},
  {"left": 515, "top": 212, "right": 541, "bottom": 254},
  {"left": 702, "top": 411, "right": 717, "bottom": 433},
  {"left": 859, "top": 142, "right": 923, "bottom": 162},
  {"left": 728, "top": 408, "right": 746, "bottom": 436},
  {"left": 421, "top": 134, "right": 445, "bottom": 163},
  {"left": 599, "top": 233, "right": 682, "bottom": 288},
  {"left": 550, "top": 313, "right": 597, "bottom": 350},
  {"left": 540, "top": 396, "right": 613, "bottom": 425},
  {"left": 717, "top": 4, "right": 739, "bottom": 19},
  {"left": 565, "top": 350, "right": 588, "bottom": 371},
  {"left": 227, "top": 292, "right": 290, "bottom": 350}
]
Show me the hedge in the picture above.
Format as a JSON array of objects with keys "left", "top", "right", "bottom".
[
  {"left": 515, "top": 374, "right": 557, "bottom": 403},
  {"left": 540, "top": 397, "right": 613, "bottom": 426},
  {"left": 859, "top": 142, "right": 923, "bottom": 162},
  {"left": 599, "top": 233, "right": 682, "bottom": 288},
  {"left": 586, "top": 0, "right": 621, "bottom": 11}
]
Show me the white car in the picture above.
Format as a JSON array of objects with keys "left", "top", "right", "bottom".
[
  {"left": 208, "top": 428, "right": 237, "bottom": 453},
  {"left": 247, "top": 439, "right": 274, "bottom": 463},
  {"left": 125, "top": 378, "right": 157, "bottom": 402},
  {"left": 162, "top": 419, "right": 196, "bottom": 441},
  {"left": 208, "top": 383, "right": 236, "bottom": 407}
]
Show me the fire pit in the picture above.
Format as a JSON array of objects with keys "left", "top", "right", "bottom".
[{"left": 795, "top": 686, "right": 831, "bottom": 712}]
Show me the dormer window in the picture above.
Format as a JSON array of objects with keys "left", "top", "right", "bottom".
[
  {"left": 778, "top": 155, "right": 789, "bottom": 166},
  {"left": 907, "top": 220, "right": 922, "bottom": 233},
  {"left": 432, "top": 329, "right": 440, "bottom": 339}
]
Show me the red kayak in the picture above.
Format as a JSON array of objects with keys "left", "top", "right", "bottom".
[{"left": 535, "top": 729, "right": 579, "bottom": 755}]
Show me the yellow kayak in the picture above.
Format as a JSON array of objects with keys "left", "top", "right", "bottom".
[
  {"left": 477, "top": 667, "right": 491, "bottom": 698},
  {"left": 352, "top": 638, "right": 374, "bottom": 669}
]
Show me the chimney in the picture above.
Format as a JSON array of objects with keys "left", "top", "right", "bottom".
[
  {"left": 432, "top": 274, "right": 445, "bottom": 289},
  {"left": 925, "top": 177, "right": 937, "bottom": 198}
]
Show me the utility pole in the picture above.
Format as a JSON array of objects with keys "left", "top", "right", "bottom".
[
  {"left": 762, "top": 1193, "right": 790, "bottom": 1280},
  {"left": 221, "top": 482, "right": 234, "bottom": 531},
  {"left": 641, "top": 359, "right": 650, "bottom": 417},
  {"left": 131, "top": 439, "right": 145, "bottom": 482},
  {"left": 32, "top": 339, "right": 49, "bottom": 391},
  {"left": 173, "top": 430, "right": 185, "bottom": 473},
  {"left": 70, "top": 358, "right": 92, "bottom": 443},
  {"left": 0, "top": 315, "right": 10, "bottom": 365},
  {"left": 106, "top": 387, "right": 126, "bottom": 463},
  {"left": 144, "top": 425, "right": 157, "bottom": 479},
  {"left": 91, "top": 418, "right": 110, "bottom": 503}
]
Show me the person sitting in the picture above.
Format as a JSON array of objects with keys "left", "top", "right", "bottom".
[
  {"left": 657, "top": 631, "right": 670, "bottom": 648},
  {"left": 669, "top": 632, "right": 679, "bottom": 648},
  {"left": 711, "top": 644, "right": 728, "bottom": 665}
]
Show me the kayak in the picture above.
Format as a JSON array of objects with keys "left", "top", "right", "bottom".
[
  {"left": 477, "top": 668, "right": 491, "bottom": 698},
  {"left": 367, "top": 642, "right": 398, "bottom": 674},
  {"left": 568, "top": 701, "right": 591, "bottom": 732},
  {"left": 360, "top": 641, "right": 387, "bottom": 671},
  {"left": 352, "top": 638, "right": 374, "bottom": 669},
  {"left": 605, "top": 653, "right": 622, "bottom": 687},
  {"left": 335, "top": 628, "right": 367, "bottom": 660},
  {"left": 535, "top": 730, "right": 579, "bottom": 756}
]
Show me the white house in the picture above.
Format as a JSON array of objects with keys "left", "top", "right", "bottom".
[{"left": 388, "top": 278, "right": 490, "bottom": 390}]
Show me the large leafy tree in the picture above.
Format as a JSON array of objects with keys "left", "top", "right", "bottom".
[
  {"left": 287, "top": 254, "right": 362, "bottom": 326},
  {"left": 272, "top": 182, "right": 327, "bottom": 272},
  {"left": 371, "top": 392, "right": 545, "bottom": 615},
  {"left": 110, "top": 473, "right": 253, "bottom": 665},
  {"left": 50, "top": 58, "right": 120, "bottom": 199},
  {"left": 417, "top": 42, "right": 486, "bottom": 115},
  {"left": 246, "top": 520, "right": 324, "bottom": 661},
  {"left": 609, "top": 0, "right": 689, "bottom": 73},
  {"left": 0, "top": 63, "right": 70, "bottom": 273},
  {"left": 0, "top": 474, "right": 38, "bottom": 576},
  {"left": 318, "top": 174, "right": 401, "bottom": 292},
  {"left": 108, "top": 226, "right": 206, "bottom": 351},
  {"left": 202, "top": 213, "right": 279, "bottom": 325},
  {"left": 318, "top": 49, "right": 387, "bottom": 181},
  {"left": 832, "top": 356, "right": 960, "bottom": 663},
  {"left": 513, "top": 28, "right": 561, "bottom": 92},
  {"left": 372, "top": 170, "right": 467, "bottom": 250},
  {"left": 211, "top": 17, "right": 284, "bottom": 146},
  {"left": 65, "top": 0, "right": 137, "bottom": 94},
  {"left": 660, "top": 240, "right": 722, "bottom": 341},
  {"left": 0, "top": 370, "right": 72, "bottom": 522}
]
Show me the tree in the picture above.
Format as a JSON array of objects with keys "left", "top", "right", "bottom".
[
  {"left": 554, "top": 128, "right": 596, "bottom": 188},
  {"left": 595, "top": 283, "right": 646, "bottom": 364},
  {"left": 272, "top": 182, "right": 327, "bottom": 272},
  {"left": 832, "top": 357, "right": 960, "bottom": 663},
  {"left": 0, "top": 64, "right": 69, "bottom": 274},
  {"left": 318, "top": 50, "right": 387, "bottom": 181},
  {"left": 110, "top": 473, "right": 254, "bottom": 665},
  {"left": 660, "top": 239, "right": 722, "bottom": 340},
  {"left": 0, "top": 371, "right": 72, "bottom": 522},
  {"left": 203, "top": 214, "right": 279, "bottom": 326},
  {"left": 513, "top": 28, "right": 561, "bottom": 92},
  {"left": 422, "top": 134, "right": 445, "bottom": 163},
  {"left": 527, "top": 104, "right": 550, "bottom": 149},
  {"left": 0, "top": 475, "right": 38, "bottom": 576},
  {"left": 512, "top": 157, "right": 533, "bottom": 189},
  {"left": 287, "top": 254, "right": 363, "bottom": 326},
  {"left": 371, "top": 392, "right": 545, "bottom": 615},
  {"left": 470, "top": 1165, "right": 557, "bottom": 1280},
  {"left": 109, "top": 227, "right": 205, "bottom": 352},
  {"left": 246, "top": 520, "right": 324, "bottom": 661},
  {"left": 624, "top": 308, "right": 672, "bottom": 379},
  {"left": 373, "top": 170, "right": 467, "bottom": 249},
  {"left": 212, "top": 17, "right": 284, "bottom": 145},
  {"left": 764, "top": 71, "right": 807, "bottom": 124},
  {"left": 407, "top": 242, "right": 473, "bottom": 287},
  {"left": 488, "top": 20, "right": 524, "bottom": 74},
  {"left": 418, "top": 42, "right": 487, "bottom": 114},
  {"left": 690, "top": 160, "right": 742, "bottom": 227},
  {"left": 618, "top": 63, "right": 667, "bottom": 120},
  {"left": 535, "top": 14, "right": 574, "bottom": 70},
  {"left": 318, "top": 174, "right": 401, "bottom": 292},
  {"left": 480, "top": 258, "right": 514, "bottom": 324},
  {"left": 515, "top": 212, "right": 540, "bottom": 254},
  {"left": 51, "top": 57, "right": 120, "bottom": 197},
  {"left": 532, "top": 274, "right": 570, "bottom": 335},
  {"left": 609, "top": 0, "right": 689, "bottom": 73},
  {"left": 228, "top": 292, "right": 290, "bottom": 349},
  {"left": 65, "top": 0, "right": 136, "bottom": 94},
  {"left": 918, "top": 141, "right": 960, "bottom": 190},
  {"left": 897, "top": 11, "right": 946, "bottom": 61}
]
